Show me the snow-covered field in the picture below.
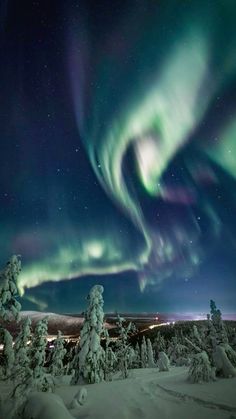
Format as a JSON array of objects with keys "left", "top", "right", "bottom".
[
  {"left": 51, "top": 367, "right": 236, "bottom": 419},
  {"left": 2, "top": 366, "right": 236, "bottom": 419}
]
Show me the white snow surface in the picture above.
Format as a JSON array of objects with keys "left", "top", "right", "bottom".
[
  {"left": 55, "top": 367, "right": 236, "bottom": 419},
  {"left": 1, "top": 366, "right": 236, "bottom": 419},
  {"left": 22, "top": 392, "right": 75, "bottom": 419}
]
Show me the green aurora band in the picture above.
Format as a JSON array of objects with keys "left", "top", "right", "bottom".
[{"left": 18, "top": 1, "right": 236, "bottom": 300}]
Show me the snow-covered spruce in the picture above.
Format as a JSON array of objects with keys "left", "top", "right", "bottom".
[
  {"left": 183, "top": 302, "right": 236, "bottom": 379},
  {"left": 231, "top": 330, "right": 236, "bottom": 350},
  {"left": 210, "top": 300, "right": 228, "bottom": 344},
  {"left": 147, "top": 338, "right": 156, "bottom": 367},
  {"left": 153, "top": 331, "right": 166, "bottom": 355},
  {"left": 141, "top": 336, "right": 148, "bottom": 368},
  {"left": 132, "top": 342, "right": 141, "bottom": 368},
  {"left": 14, "top": 316, "right": 32, "bottom": 355},
  {"left": 168, "top": 335, "right": 188, "bottom": 365},
  {"left": 188, "top": 350, "right": 216, "bottom": 383},
  {"left": 209, "top": 300, "right": 236, "bottom": 377},
  {"left": 0, "top": 328, "right": 14, "bottom": 379},
  {"left": 213, "top": 344, "right": 236, "bottom": 378},
  {"left": 115, "top": 315, "right": 135, "bottom": 379},
  {"left": 11, "top": 317, "right": 32, "bottom": 401},
  {"left": 157, "top": 351, "right": 170, "bottom": 372},
  {"left": 103, "top": 328, "right": 116, "bottom": 381},
  {"left": 104, "top": 346, "right": 117, "bottom": 381},
  {"left": 0, "top": 255, "right": 21, "bottom": 322},
  {"left": 49, "top": 330, "right": 67, "bottom": 377},
  {"left": 73, "top": 285, "right": 105, "bottom": 384},
  {"left": 30, "top": 317, "right": 54, "bottom": 391},
  {"left": 65, "top": 345, "right": 76, "bottom": 375}
]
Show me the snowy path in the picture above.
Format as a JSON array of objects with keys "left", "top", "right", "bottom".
[
  {"left": 56, "top": 367, "right": 236, "bottom": 419},
  {"left": 156, "top": 382, "right": 236, "bottom": 414}
]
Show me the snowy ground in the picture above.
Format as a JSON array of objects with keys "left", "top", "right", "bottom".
[
  {"left": 55, "top": 367, "right": 236, "bottom": 419},
  {"left": 1, "top": 367, "right": 236, "bottom": 419}
]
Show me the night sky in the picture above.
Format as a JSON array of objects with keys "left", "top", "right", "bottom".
[{"left": 1, "top": 0, "right": 236, "bottom": 314}]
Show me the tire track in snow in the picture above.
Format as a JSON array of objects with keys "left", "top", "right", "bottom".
[{"left": 155, "top": 383, "right": 236, "bottom": 414}]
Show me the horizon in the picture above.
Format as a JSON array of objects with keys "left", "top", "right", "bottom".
[{"left": 20, "top": 310, "right": 236, "bottom": 322}]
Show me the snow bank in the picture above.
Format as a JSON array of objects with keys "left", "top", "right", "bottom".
[{"left": 22, "top": 392, "right": 75, "bottom": 419}]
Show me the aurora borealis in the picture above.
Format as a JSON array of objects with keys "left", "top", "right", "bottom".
[{"left": 1, "top": 0, "right": 236, "bottom": 314}]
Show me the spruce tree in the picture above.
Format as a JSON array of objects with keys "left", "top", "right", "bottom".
[
  {"left": 188, "top": 351, "right": 215, "bottom": 383},
  {"left": 115, "top": 315, "right": 135, "bottom": 379},
  {"left": 0, "top": 328, "right": 14, "bottom": 378},
  {"left": 11, "top": 318, "right": 32, "bottom": 401},
  {"left": 104, "top": 346, "right": 117, "bottom": 381},
  {"left": 133, "top": 342, "right": 141, "bottom": 368},
  {"left": 147, "top": 338, "right": 156, "bottom": 367},
  {"left": 157, "top": 351, "right": 170, "bottom": 371},
  {"left": 0, "top": 255, "right": 21, "bottom": 322},
  {"left": 141, "top": 336, "right": 148, "bottom": 368},
  {"left": 14, "top": 316, "right": 31, "bottom": 355},
  {"left": 73, "top": 285, "right": 105, "bottom": 384},
  {"left": 49, "top": 330, "right": 66, "bottom": 377},
  {"left": 30, "top": 318, "right": 53, "bottom": 391},
  {"left": 153, "top": 331, "right": 165, "bottom": 360}
]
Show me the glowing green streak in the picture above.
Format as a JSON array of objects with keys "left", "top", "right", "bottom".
[
  {"left": 88, "top": 29, "right": 209, "bottom": 263},
  {"left": 18, "top": 240, "right": 140, "bottom": 295},
  {"left": 206, "top": 119, "right": 236, "bottom": 179},
  {"left": 131, "top": 34, "right": 209, "bottom": 195}
]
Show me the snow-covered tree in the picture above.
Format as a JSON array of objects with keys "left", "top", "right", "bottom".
[
  {"left": 153, "top": 331, "right": 166, "bottom": 359},
  {"left": 188, "top": 351, "right": 216, "bottom": 383},
  {"left": 132, "top": 342, "right": 141, "bottom": 368},
  {"left": 168, "top": 335, "right": 188, "bottom": 365},
  {"left": 157, "top": 351, "right": 170, "bottom": 372},
  {"left": 11, "top": 317, "right": 32, "bottom": 395},
  {"left": 0, "top": 328, "right": 14, "bottom": 378},
  {"left": 30, "top": 317, "right": 53, "bottom": 391},
  {"left": 135, "top": 342, "right": 141, "bottom": 367},
  {"left": 31, "top": 318, "right": 48, "bottom": 377},
  {"left": 213, "top": 344, "right": 236, "bottom": 378},
  {"left": 104, "top": 346, "right": 117, "bottom": 381},
  {"left": 141, "top": 336, "right": 148, "bottom": 368},
  {"left": 102, "top": 328, "right": 116, "bottom": 381},
  {"left": 231, "top": 330, "right": 236, "bottom": 350},
  {"left": 185, "top": 301, "right": 236, "bottom": 379},
  {"left": 209, "top": 301, "right": 236, "bottom": 377},
  {"left": 11, "top": 346, "right": 32, "bottom": 411},
  {"left": 2, "top": 318, "right": 32, "bottom": 415},
  {"left": 49, "top": 331, "right": 66, "bottom": 377},
  {"left": 14, "top": 316, "right": 31, "bottom": 355},
  {"left": 73, "top": 284, "right": 105, "bottom": 384},
  {"left": 0, "top": 255, "right": 21, "bottom": 322},
  {"left": 115, "top": 315, "right": 135, "bottom": 379},
  {"left": 210, "top": 300, "right": 228, "bottom": 344},
  {"left": 147, "top": 339, "right": 156, "bottom": 367},
  {"left": 65, "top": 345, "right": 76, "bottom": 375},
  {"left": 192, "top": 325, "right": 202, "bottom": 346}
]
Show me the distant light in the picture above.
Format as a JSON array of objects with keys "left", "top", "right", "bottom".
[{"left": 149, "top": 322, "right": 172, "bottom": 329}]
